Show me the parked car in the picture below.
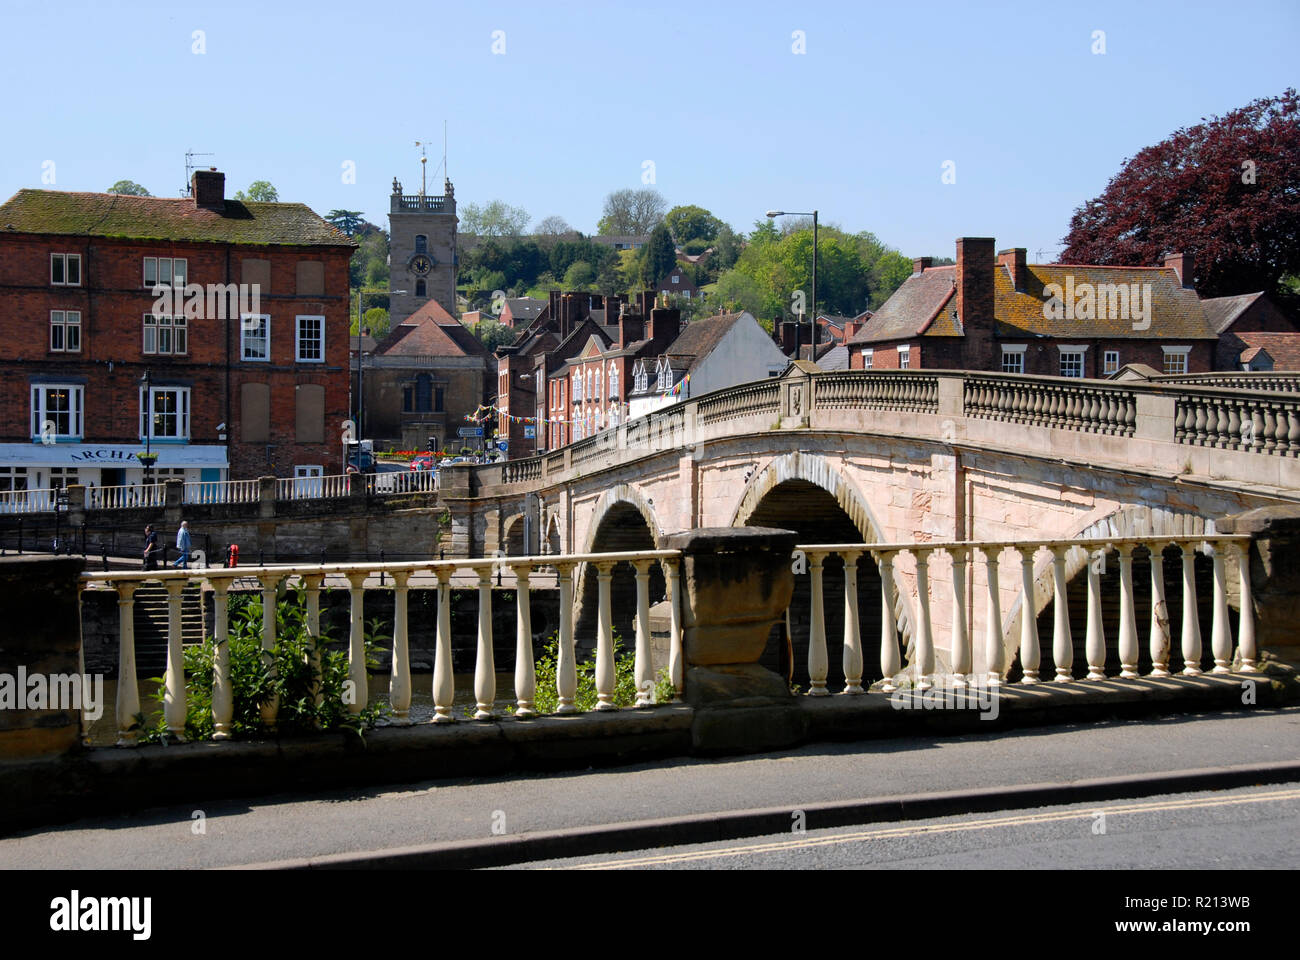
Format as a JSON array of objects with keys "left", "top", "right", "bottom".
[{"left": 410, "top": 455, "right": 436, "bottom": 471}]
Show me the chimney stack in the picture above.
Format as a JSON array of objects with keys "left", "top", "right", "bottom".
[
  {"left": 956, "top": 238, "right": 996, "bottom": 327},
  {"left": 1163, "top": 252, "right": 1193, "bottom": 288},
  {"left": 912, "top": 256, "right": 933, "bottom": 275},
  {"left": 998, "top": 248, "right": 1028, "bottom": 291},
  {"left": 192, "top": 168, "right": 225, "bottom": 211}
]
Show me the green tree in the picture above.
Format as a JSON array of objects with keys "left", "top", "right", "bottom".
[
  {"left": 665, "top": 205, "right": 722, "bottom": 245},
  {"left": 326, "top": 209, "right": 364, "bottom": 235},
  {"left": 234, "top": 180, "right": 279, "bottom": 202},
  {"left": 713, "top": 223, "right": 742, "bottom": 270},
  {"left": 461, "top": 200, "right": 530, "bottom": 237},
  {"left": 107, "top": 180, "right": 151, "bottom": 196},
  {"left": 563, "top": 261, "right": 595, "bottom": 289},
  {"left": 596, "top": 188, "right": 667, "bottom": 236},
  {"left": 645, "top": 223, "right": 677, "bottom": 287}
]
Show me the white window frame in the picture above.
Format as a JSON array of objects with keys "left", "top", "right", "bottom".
[
  {"left": 140, "top": 386, "right": 191, "bottom": 441},
  {"left": 571, "top": 374, "right": 580, "bottom": 402},
  {"left": 241, "top": 314, "right": 270, "bottom": 362},
  {"left": 609, "top": 363, "right": 619, "bottom": 398},
  {"left": 862, "top": 349, "right": 873, "bottom": 370},
  {"left": 50, "top": 310, "right": 81, "bottom": 352},
  {"left": 594, "top": 367, "right": 602, "bottom": 398},
  {"left": 50, "top": 253, "right": 82, "bottom": 287},
  {"left": 31, "top": 384, "right": 84, "bottom": 440},
  {"left": 1162, "top": 345, "right": 1191, "bottom": 375},
  {"left": 1059, "top": 345, "right": 1088, "bottom": 378},
  {"left": 1103, "top": 349, "right": 1120, "bottom": 375},
  {"left": 898, "top": 345, "right": 911, "bottom": 369},
  {"left": 143, "top": 257, "right": 187, "bottom": 289},
  {"left": 142, "top": 313, "right": 187, "bottom": 356},
  {"left": 1001, "top": 344, "right": 1026, "bottom": 374},
  {"left": 295, "top": 314, "right": 325, "bottom": 363}
]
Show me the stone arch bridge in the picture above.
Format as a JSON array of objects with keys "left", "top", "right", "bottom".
[{"left": 438, "top": 367, "right": 1300, "bottom": 681}]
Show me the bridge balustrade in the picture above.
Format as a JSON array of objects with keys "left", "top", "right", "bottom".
[
  {"left": 814, "top": 372, "right": 940, "bottom": 413},
  {"left": 964, "top": 376, "right": 1137, "bottom": 435},
  {"left": 1175, "top": 392, "right": 1300, "bottom": 455}
]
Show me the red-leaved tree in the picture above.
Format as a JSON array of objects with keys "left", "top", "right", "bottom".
[{"left": 1060, "top": 89, "right": 1300, "bottom": 298}]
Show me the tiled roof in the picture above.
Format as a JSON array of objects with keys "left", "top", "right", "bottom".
[
  {"left": 848, "top": 261, "right": 1216, "bottom": 344},
  {"left": 376, "top": 300, "right": 489, "bottom": 358},
  {"left": 0, "top": 189, "right": 355, "bottom": 248},
  {"left": 504, "top": 297, "right": 547, "bottom": 321},
  {"left": 405, "top": 298, "right": 458, "bottom": 325},
  {"left": 1199, "top": 291, "right": 1265, "bottom": 333},
  {"left": 1231, "top": 332, "right": 1300, "bottom": 370},
  {"left": 816, "top": 344, "right": 849, "bottom": 370},
  {"left": 849, "top": 267, "right": 955, "bottom": 344},
  {"left": 663, "top": 312, "right": 745, "bottom": 373}
]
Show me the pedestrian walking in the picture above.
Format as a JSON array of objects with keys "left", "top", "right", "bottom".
[
  {"left": 173, "top": 520, "right": 192, "bottom": 569},
  {"left": 143, "top": 524, "right": 160, "bottom": 571}
]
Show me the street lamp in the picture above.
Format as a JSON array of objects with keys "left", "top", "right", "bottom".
[
  {"left": 138, "top": 370, "right": 158, "bottom": 486},
  {"left": 766, "top": 209, "right": 818, "bottom": 360}
]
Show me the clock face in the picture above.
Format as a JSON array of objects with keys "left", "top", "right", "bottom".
[{"left": 411, "top": 254, "right": 434, "bottom": 276}]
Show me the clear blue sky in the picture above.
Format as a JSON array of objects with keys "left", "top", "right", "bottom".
[{"left": 3, "top": 0, "right": 1296, "bottom": 261}]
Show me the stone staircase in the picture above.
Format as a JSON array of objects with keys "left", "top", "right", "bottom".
[{"left": 131, "top": 582, "right": 206, "bottom": 674}]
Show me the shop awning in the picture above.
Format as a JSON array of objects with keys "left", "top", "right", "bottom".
[{"left": 0, "top": 443, "right": 229, "bottom": 469}]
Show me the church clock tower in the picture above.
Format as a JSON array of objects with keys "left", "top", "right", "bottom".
[{"left": 388, "top": 174, "right": 457, "bottom": 325}]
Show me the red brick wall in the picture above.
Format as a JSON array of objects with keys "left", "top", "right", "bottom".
[{"left": 1215, "top": 299, "right": 1300, "bottom": 370}]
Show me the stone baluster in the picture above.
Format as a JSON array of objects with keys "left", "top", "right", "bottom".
[
  {"left": 163, "top": 578, "right": 188, "bottom": 739},
  {"left": 1016, "top": 547, "right": 1039, "bottom": 683},
  {"left": 981, "top": 547, "right": 1004, "bottom": 685},
  {"left": 115, "top": 582, "right": 140, "bottom": 745},
  {"left": 841, "top": 549, "right": 864, "bottom": 694},
  {"left": 345, "top": 571, "right": 367, "bottom": 715},
  {"left": 1262, "top": 405, "right": 1277, "bottom": 454},
  {"left": 302, "top": 574, "right": 324, "bottom": 715},
  {"left": 1209, "top": 542, "right": 1233, "bottom": 674},
  {"left": 389, "top": 570, "right": 412, "bottom": 724},
  {"left": 1180, "top": 544, "right": 1202, "bottom": 675},
  {"left": 663, "top": 557, "right": 683, "bottom": 699},
  {"left": 1148, "top": 545, "right": 1172, "bottom": 677},
  {"left": 632, "top": 558, "right": 656, "bottom": 705},
  {"left": 914, "top": 549, "right": 934, "bottom": 690},
  {"left": 1214, "top": 401, "right": 1230, "bottom": 448},
  {"left": 211, "top": 578, "right": 233, "bottom": 739},
  {"left": 1084, "top": 549, "right": 1106, "bottom": 680},
  {"left": 1233, "top": 543, "right": 1257, "bottom": 672},
  {"left": 1226, "top": 404, "right": 1242, "bottom": 451},
  {"left": 807, "top": 550, "right": 829, "bottom": 695},
  {"left": 1287, "top": 404, "right": 1300, "bottom": 456},
  {"left": 950, "top": 548, "right": 970, "bottom": 687},
  {"left": 1050, "top": 546, "right": 1073, "bottom": 681},
  {"left": 594, "top": 560, "right": 618, "bottom": 710},
  {"left": 432, "top": 567, "right": 455, "bottom": 722},
  {"left": 877, "top": 551, "right": 900, "bottom": 692},
  {"left": 1117, "top": 544, "right": 1139, "bottom": 678},
  {"left": 512, "top": 563, "right": 537, "bottom": 717},
  {"left": 1249, "top": 408, "right": 1264, "bottom": 454},
  {"left": 555, "top": 562, "right": 578, "bottom": 713},
  {"left": 1193, "top": 398, "right": 1208, "bottom": 445},
  {"left": 473, "top": 564, "right": 496, "bottom": 718}
]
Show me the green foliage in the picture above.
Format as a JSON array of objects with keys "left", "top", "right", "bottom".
[
  {"left": 107, "top": 179, "right": 151, "bottom": 196},
  {"left": 665, "top": 205, "right": 722, "bottom": 245},
  {"left": 326, "top": 209, "right": 364, "bottom": 235},
  {"left": 472, "top": 317, "right": 518, "bottom": 351},
  {"left": 234, "top": 180, "right": 279, "bottom": 202},
  {"left": 528, "top": 633, "right": 674, "bottom": 714},
  {"left": 462, "top": 199, "right": 530, "bottom": 238},
  {"left": 596, "top": 188, "right": 667, "bottom": 236},
  {"left": 136, "top": 585, "right": 388, "bottom": 742},
  {"left": 645, "top": 223, "right": 677, "bottom": 288},
  {"left": 563, "top": 260, "right": 595, "bottom": 289}
]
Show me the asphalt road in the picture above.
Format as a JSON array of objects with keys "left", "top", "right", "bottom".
[
  {"left": 516, "top": 783, "right": 1300, "bottom": 869},
  {"left": 1, "top": 707, "right": 1296, "bottom": 869}
]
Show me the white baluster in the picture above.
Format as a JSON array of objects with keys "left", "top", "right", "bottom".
[
  {"left": 807, "top": 551, "right": 829, "bottom": 695},
  {"left": 664, "top": 558, "right": 683, "bottom": 700},
  {"left": 878, "top": 551, "right": 900, "bottom": 692},
  {"left": 556, "top": 562, "right": 578, "bottom": 713},
  {"left": 1234, "top": 543, "right": 1257, "bottom": 672},
  {"left": 981, "top": 547, "right": 1003, "bottom": 686},
  {"left": 345, "top": 571, "right": 367, "bottom": 714},
  {"left": 432, "top": 567, "right": 455, "bottom": 722},
  {"left": 594, "top": 560, "right": 617, "bottom": 710},
  {"left": 1017, "top": 547, "right": 1040, "bottom": 683},
  {"left": 389, "top": 570, "right": 412, "bottom": 724},
  {"left": 1085, "top": 549, "right": 1106, "bottom": 680},
  {"left": 211, "top": 578, "right": 233, "bottom": 739},
  {"left": 1181, "top": 544, "right": 1203, "bottom": 675},
  {"left": 915, "top": 549, "right": 935, "bottom": 690},
  {"left": 632, "top": 559, "right": 655, "bottom": 705},
  {"left": 841, "top": 550, "right": 864, "bottom": 694},
  {"left": 950, "top": 548, "right": 970, "bottom": 687},
  {"left": 1209, "top": 541, "right": 1233, "bottom": 674},
  {"left": 1050, "top": 546, "right": 1073, "bottom": 681},
  {"left": 1117, "top": 544, "right": 1139, "bottom": 678},
  {"left": 512, "top": 563, "right": 537, "bottom": 717},
  {"left": 1148, "top": 545, "right": 1171, "bottom": 677},
  {"left": 164, "top": 578, "right": 187, "bottom": 739},
  {"left": 115, "top": 582, "right": 140, "bottom": 746},
  {"left": 474, "top": 564, "right": 496, "bottom": 718}
]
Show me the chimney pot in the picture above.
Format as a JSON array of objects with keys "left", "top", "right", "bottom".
[
  {"left": 912, "top": 256, "right": 933, "bottom": 275},
  {"left": 192, "top": 168, "right": 226, "bottom": 210}
]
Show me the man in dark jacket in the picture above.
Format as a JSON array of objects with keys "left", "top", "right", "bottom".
[{"left": 143, "top": 524, "right": 160, "bottom": 571}]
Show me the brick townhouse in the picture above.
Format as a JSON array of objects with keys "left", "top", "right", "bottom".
[{"left": 0, "top": 169, "right": 355, "bottom": 494}]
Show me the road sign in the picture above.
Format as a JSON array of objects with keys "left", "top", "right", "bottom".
[
  {"left": 497, "top": 440, "right": 508, "bottom": 452},
  {"left": 458, "top": 427, "right": 484, "bottom": 438},
  {"left": 524, "top": 425, "right": 536, "bottom": 439}
]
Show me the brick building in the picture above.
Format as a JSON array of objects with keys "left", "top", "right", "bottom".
[
  {"left": 1202, "top": 291, "right": 1300, "bottom": 370},
  {"left": 0, "top": 169, "right": 355, "bottom": 492},
  {"left": 846, "top": 240, "right": 1223, "bottom": 377}
]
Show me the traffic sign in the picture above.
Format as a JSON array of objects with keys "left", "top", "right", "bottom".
[
  {"left": 458, "top": 427, "right": 484, "bottom": 438},
  {"left": 497, "top": 440, "right": 508, "bottom": 452}
]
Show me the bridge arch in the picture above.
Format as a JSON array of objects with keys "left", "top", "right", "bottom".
[
  {"left": 1002, "top": 503, "right": 1228, "bottom": 680},
  {"left": 573, "top": 484, "right": 666, "bottom": 651},
  {"left": 729, "top": 451, "right": 915, "bottom": 688}
]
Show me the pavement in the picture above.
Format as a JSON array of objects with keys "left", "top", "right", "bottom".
[{"left": 1, "top": 707, "right": 1296, "bottom": 869}]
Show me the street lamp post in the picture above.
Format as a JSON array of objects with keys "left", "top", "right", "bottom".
[
  {"left": 766, "top": 209, "right": 818, "bottom": 359},
  {"left": 138, "top": 370, "right": 157, "bottom": 487}
]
